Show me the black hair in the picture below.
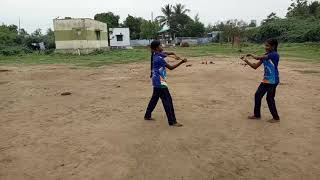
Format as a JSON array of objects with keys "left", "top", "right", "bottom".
[
  {"left": 150, "top": 40, "right": 161, "bottom": 78},
  {"left": 266, "top": 38, "right": 278, "bottom": 52}
]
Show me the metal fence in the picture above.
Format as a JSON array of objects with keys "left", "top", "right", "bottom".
[
  {"left": 130, "top": 39, "right": 151, "bottom": 47},
  {"left": 130, "top": 37, "right": 214, "bottom": 47}
]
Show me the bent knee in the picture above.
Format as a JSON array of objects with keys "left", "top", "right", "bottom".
[{"left": 266, "top": 96, "right": 275, "bottom": 101}]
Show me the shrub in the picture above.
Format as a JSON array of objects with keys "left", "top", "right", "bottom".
[
  {"left": 0, "top": 45, "right": 33, "bottom": 56},
  {"left": 180, "top": 42, "right": 190, "bottom": 47}
]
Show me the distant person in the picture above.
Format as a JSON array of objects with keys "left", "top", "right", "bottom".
[
  {"left": 242, "top": 38, "right": 281, "bottom": 123},
  {"left": 144, "top": 40, "right": 187, "bottom": 127}
]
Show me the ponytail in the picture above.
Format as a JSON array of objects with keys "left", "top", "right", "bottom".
[
  {"left": 274, "top": 44, "right": 278, "bottom": 52},
  {"left": 150, "top": 51, "right": 154, "bottom": 78}
]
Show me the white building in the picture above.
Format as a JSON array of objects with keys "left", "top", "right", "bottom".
[
  {"left": 208, "top": 31, "right": 221, "bottom": 39},
  {"left": 109, "top": 28, "right": 130, "bottom": 47}
]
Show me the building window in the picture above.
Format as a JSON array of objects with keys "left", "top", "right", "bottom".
[
  {"left": 116, "top": 35, "right": 123, "bottom": 42},
  {"left": 95, "top": 30, "right": 101, "bottom": 40},
  {"left": 73, "top": 29, "right": 82, "bottom": 40},
  {"left": 76, "top": 29, "right": 81, "bottom": 36}
]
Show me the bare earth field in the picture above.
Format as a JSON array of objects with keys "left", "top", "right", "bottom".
[{"left": 0, "top": 57, "right": 319, "bottom": 180}]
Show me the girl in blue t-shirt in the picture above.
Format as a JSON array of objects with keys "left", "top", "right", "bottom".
[
  {"left": 144, "top": 40, "right": 187, "bottom": 127},
  {"left": 242, "top": 38, "right": 280, "bottom": 123}
]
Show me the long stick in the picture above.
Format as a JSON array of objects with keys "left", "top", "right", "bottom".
[
  {"left": 167, "top": 55, "right": 186, "bottom": 61},
  {"left": 240, "top": 50, "right": 259, "bottom": 59}
]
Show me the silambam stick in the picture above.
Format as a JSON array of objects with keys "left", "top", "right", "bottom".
[{"left": 168, "top": 55, "right": 187, "bottom": 61}]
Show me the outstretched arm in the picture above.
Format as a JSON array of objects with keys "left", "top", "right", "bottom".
[
  {"left": 164, "top": 52, "right": 176, "bottom": 56},
  {"left": 242, "top": 58, "right": 263, "bottom": 70},
  {"left": 163, "top": 52, "right": 184, "bottom": 60},
  {"left": 247, "top": 54, "right": 268, "bottom": 60},
  {"left": 166, "top": 59, "right": 187, "bottom": 70}
]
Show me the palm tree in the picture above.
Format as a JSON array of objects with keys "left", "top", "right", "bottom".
[
  {"left": 156, "top": 3, "right": 191, "bottom": 39},
  {"left": 156, "top": 4, "right": 173, "bottom": 27},
  {"left": 173, "top": 3, "right": 190, "bottom": 15}
]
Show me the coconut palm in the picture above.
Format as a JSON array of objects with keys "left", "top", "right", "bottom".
[
  {"left": 173, "top": 3, "right": 190, "bottom": 15},
  {"left": 156, "top": 4, "right": 173, "bottom": 27}
]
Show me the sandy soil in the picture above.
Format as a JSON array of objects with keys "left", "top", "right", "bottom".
[{"left": 0, "top": 57, "right": 319, "bottom": 180}]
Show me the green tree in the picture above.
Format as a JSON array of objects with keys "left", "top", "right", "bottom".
[
  {"left": 156, "top": 4, "right": 174, "bottom": 27},
  {"left": 262, "top": 12, "right": 280, "bottom": 24},
  {"left": 0, "top": 24, "right": 35, "bottom": 55},
  {"left": 157, "top": 3, "right": 193, "bottom": 37},
  {"left": 43, "top": 28, "right": 55, "bottom": 49},
  {"left": 172, "top": 3, "right": 191, "bottom": 34},
  {"left": 32, "top": 28, "right": 42, "bottom": 37},
  {"left": 23, "top": 28, "right": 43, "bottom": 49},
  {"left": 304, "top": 24, "right": 320, "bottom": 41},
  {"left": 182, "top": 20, "right": 205, "bottom": 37},
  {"left": 287, "top": 0, "right": 309, "bottom": 18},
  {"left": 94, "top": 12, "right": 120, "bottom": 28},
  {"left": 222, "top": 19, "right": 246, "bottom": 46},
  {"left": 19, "top": 28, "right": 28, "bottom": 36},
  {"left": 194, "top": 14, "right": 200, "bottom": 23},
  {"left": 249, "top": 21, "right": 257, "bottom": 27},
  {"left": 205, "top": 23, "right": 214, "bottom": 34},
  {"left": 0, "top": 24, "right": 18, "bottom": 46},
  {"left": 216, "top": 22, "right": 225, "bottom": 31},
  {"left": 123, "top": 15, "right": 145, "bottom": 39},
  {"left": 246, "top": 17, "right": 320, "bottom": 43},
  {"left": 140, "top": 20, "right": 160, "bottom": 39},
  {"left": 180, "top": 14, "right": 205, "bottom": 37},
  {"left": 309, "top": 1, "right": 320, "bottom": 17},
  {"left": 173, "top": 3, "right": 190, "bottom": 15},
  {"left": 172, "top": 14, "right": 193, "bottom": 37}
]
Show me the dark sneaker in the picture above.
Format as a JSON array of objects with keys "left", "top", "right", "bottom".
[
  {"left": 267, "top": 119, "right": 280, "bottom": 123},
  {"left": 144, "top": 117, "right": 155, "bottom": 121},
  {"left": 248, "top": 115, "right": 261, "bottom": 120},
  {"left": 170, "top": 123, "right": 183, "bottom": 127}
]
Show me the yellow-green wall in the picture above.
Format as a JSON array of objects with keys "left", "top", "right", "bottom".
[{"left": 54, "top": 29, "right": 107, "bottom": 41}]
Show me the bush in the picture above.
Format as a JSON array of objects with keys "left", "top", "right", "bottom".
[
  {"left": 89, "top": 49, "right": 105, "bottom": 55},
  {"left": 0, "top": 46, "right": 33, "bottom": 56},
  {"left": 304, "top": 25, "right": 320, "bottom": 42},
  {"left": 246, "top": 18, "right": 320, "bottom": 43},
  {"left": 180, "top": 42, "right": 190, "bottom": 47},
  {"left": 44, "top": 49, "right": 55, "bottom": 55}
]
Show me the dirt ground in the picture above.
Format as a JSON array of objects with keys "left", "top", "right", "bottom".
[{"left": 0, "top": 57, "right": 319, "bottom": 180}]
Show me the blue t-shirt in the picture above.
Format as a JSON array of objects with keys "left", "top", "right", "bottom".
[
  {"left": 261, "top": 51, "right": 280, "bottom": 84},
  {"left": 152, "top": 52, "right": 168, "bottom": 88}
]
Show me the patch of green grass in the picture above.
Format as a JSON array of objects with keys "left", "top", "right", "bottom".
[
  {"left": 168, "top": 43, "right": 320, "bottom": 62},
  {"left": 0, "top": 43, "right": 319, "bottom": 67},
  {"left": 0, "top": 48, "right": 150, "bottom": 67},
  {"left": 278, "top": 43, "right": 320, "bottom": 62}
]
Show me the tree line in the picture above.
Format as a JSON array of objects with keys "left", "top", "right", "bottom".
[
  {"left": 93, "top": 3, "right": 206, "bottom": 39},
  {"left": 0, "top": 0, "right": 319, "bottom": 55},
  {"left": 247, "top": 0, "right": 320, "bottom": 43},
  {"left": 0, "top": 25, "right": 55, "bottom": 55},
  {"left": 204, "top": 0, "right": 320, "bottom": 44}
]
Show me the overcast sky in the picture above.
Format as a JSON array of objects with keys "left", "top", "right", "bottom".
[{"left": 0, "top": 0, "right": 312, "bottom": 33}]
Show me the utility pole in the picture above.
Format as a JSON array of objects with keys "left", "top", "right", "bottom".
[
  {"left": 151, "top": 12, "right": 154, "bottom": 22},
  {"left": 18, "top": 17, "right": 21, "bottom": 34}
]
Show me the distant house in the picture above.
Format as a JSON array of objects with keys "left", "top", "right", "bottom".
[
  {"left": 53, "top": 18, "right": 109, "bottom": 53},
  {"left": 157, "top": 25, "right": 175, "bottom": 46},
  {"left": 207, "top": 31, "right": 221, "bottom": 39},
  {"left": 109, "top": 28, "right": 131, "bottom": 48}
]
